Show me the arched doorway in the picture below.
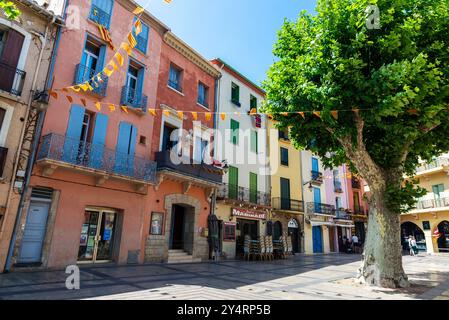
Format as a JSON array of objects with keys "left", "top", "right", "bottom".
[
  {"left": 273, "top": 221, "right": 282, "bottom": 240},
  {"left": 401, "top": 222, "right": 426, "bottom": 252},
  {"left": 288, "top": 219, "right": 300, "bottom": 253},
  {"left": 437, "top": 221, "right": 449, "bottom": 253}
]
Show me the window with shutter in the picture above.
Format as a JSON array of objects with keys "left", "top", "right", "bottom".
[
  {"left": 230, "top": 119, "right": 239, "bottom": 145},
  {"left": 250, "top": 130, "right": 258, "bottom": 153},
  {"left": 249, "top": 173, "right": 257, "bottom": 204},
  {"left": 231, "top": 82, "right": 240, "bottom": 106}
]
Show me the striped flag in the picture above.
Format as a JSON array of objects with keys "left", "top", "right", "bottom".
[{"left": 97, "top": 24, "right": 115, "bottom": 50}]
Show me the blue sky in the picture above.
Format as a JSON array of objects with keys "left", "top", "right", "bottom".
[{"left": 138, "top": 0, "right": 317, "bottom": 85}]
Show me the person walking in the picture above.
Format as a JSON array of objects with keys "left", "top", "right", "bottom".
[
  {"left": 411, "top": 236, "right": 418, "bottom": 256},
  {"left": 352, "top": 234, "right": 359, "bottom": 253},
  {"left": 408, "top": 235, "right": 416, "bottom": 256}
]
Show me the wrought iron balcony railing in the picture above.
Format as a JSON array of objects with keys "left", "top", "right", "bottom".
[
  {"left": 74, "top": 64, "right": 108, "bottom": 97},
  {"left": 0, "top": 62, "right": 26, "bottom": 96},
  {"left": 89, "top": 5, "right": 111, "bottom": 29},
  {"left": 351, "top": 177, "right": 361, "bottom": 189},
  {"left": 416, "top": 198, "right": 449, "bottom": 210},
  {"left": 155, "top": 150, "right": 223, "bottom": 184},
  {"left": 217, "top": 183, "right": 271, "bottom": 206},
  {"left": 416, "top": 157, "right": 449, "bottom": 173},
  {"left": 335, "top": 209, "right": 352, "bottom": 220},
  {"left": 334, "top": 180, "right": 343, "bottom": 193},
  {"left": 37, "top": 133, "right": 157, "bottom": 184},
  {"left": 311, "top": 170, "right": 323, "bottom": 184},
  {"left": 306, "top": 202, "right": 335, "bottom": 216},
  {"left": 120, "top": 86, "right": 148, "bottom": 112},
  {"left": 272, "top": 197, "right": 304, "bottom": 212},
  {"left": 0, "top": 147, "right": 7, "bottom": 177}
]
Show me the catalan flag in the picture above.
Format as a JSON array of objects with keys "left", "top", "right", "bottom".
[{"left": 97, "top": 24, "right": 115, "bottom": 50}]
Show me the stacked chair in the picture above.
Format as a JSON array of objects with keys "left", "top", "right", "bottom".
[
  {"left": 265, "top": 236, "right": 274, "bottom": 261},
  {"left": 243, "top": 235, "right": 251, "bottom": 261}
]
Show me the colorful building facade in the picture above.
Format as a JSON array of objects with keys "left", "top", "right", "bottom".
[
  {"left": 8, "top": 0, "right": 169, "bottom": 269},
  {"left": 145, "top": 33, "right": 222, "bottom": 264},
  {"left": 212, "top": 58, "right": 270, "bottom": 260},
  {"left": 401, "top": 154, "right": 449, "bottom": 254},
  {"left": 268, "top": 123, "right": 304, "bottom": 253},
  {"left": 0, "top": 0, "right": 62, "bottom": 272}
]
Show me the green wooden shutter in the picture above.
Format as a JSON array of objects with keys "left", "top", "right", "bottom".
[
  {"left": 228, "top": 166, "right": 238, "bottom": 200},
  {"left": 231, "top": 119, "right": 239, "bottom": 145},
  {"left": 250, "top": 95, "right": 257, "bottom": 111},
  {"left": 251, "top": 130, "right": 258, "bottom": 153},
  {"left": 249, "top": 173, "right": 257, "bottom": 204}
]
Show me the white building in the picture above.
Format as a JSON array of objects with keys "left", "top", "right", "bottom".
[{"left": 211, "top": 58, "right": 270, "bottom": 259}]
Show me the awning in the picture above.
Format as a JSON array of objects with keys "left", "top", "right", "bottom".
[{"left": 310, "top": 221, "right": 354, "bottom": 228}]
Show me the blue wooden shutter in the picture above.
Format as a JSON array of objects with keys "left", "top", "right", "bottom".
[
  {"left": 97, "top": 45, "right": 107, "bottom": 72},
  {"left": 115, "top": 122, "right": 132, "bottom": 175},
  {"left": 313, "top": 187, "right": 321, "bottom": 213},
  {"left": 89, "top": 113, "right": 108, "bottom": 169},
  {"left": 63, "top": 105, "right": 85, "bottom": 163},
  {"left": 136, "top": 67, "right": 145, "bottom": 107},
  {"left": 312, "top": 157, "right": 319, "bottom": 172},
  {"left": 128, "top": 125, "right": 137, "bottom": 177}
]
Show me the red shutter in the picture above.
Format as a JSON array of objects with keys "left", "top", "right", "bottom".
[{"left": 0, "top": 29, "right": 24, "bottom": 93}]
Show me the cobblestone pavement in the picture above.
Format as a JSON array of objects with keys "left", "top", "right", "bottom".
[{"left": 0, "top": 253, "right": 448, "bottom": 300}]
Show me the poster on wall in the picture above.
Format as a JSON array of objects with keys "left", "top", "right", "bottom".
[{"left": 103, "top": 229, "right": 112, "bottom": 241}]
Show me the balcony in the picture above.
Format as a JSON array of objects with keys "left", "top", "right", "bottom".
[
  {"left": 0, "top": 62, "right": 26, "bottom": 96},
  {"left": 89, "top": 5, "right": 111, "bottom": 29},
  {"left": 74, "top": 64, "right": 108, "bottom": 97},
  {"left": 335, "top": 209, "right": 352, "bottom": 220},
  {"left": 351, "top": 177, "right": 361, "bottom": 189},
  {"left": 217, "top": 184, "right": 271, "bottom": 207},
  {"left": 155, "top": 150, "right": 223, "bottom": 186},
  {"left": 36, "top": 133, "right": 157, "bottom": 188},
  {"left": 334, "top": 180, "right": 343, "bottom": 193},
  {"left": 352, "top": 207, "right": 367, "bottom": 216},
  {"left": 0, "top": 147, "right": 7, "bottom": 177},
  {"left": 306, "top": 202, "right": 335, "bottom": 216},
  {"left": 415, "top": 157, "right": 449, "bottom": 177},
  {"left": 272, "top": 197, "right": 304, "bottom": 212},
  {"left": 311, "top": 170, "right": 323, "bottom": 184},
  {"left": 414, "top": 198, "right": 449, "bottom": 211},
  {"left": 120, "top": 86, "right": 148, "bottom": 112}
]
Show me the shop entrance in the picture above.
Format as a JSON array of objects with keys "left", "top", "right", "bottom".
[
  {"left": 78, "top": 209, "right": 117, "bottom": 263},
  {"left": 170, "top": 204, "right": 195, "bottom": 253},
  {"left": 401, "top": 222, "right": 426, "bottom": 252},
  {"left": 288, "top": 219, "right": 300, "bottom": 253},
  {"left": 312, "top": 226, "right": 323, "bottom": 253},
  {"left": 329, "top": 226, "right": 337, "bottom": 252},
  {"left": 236, "top": 218, "right": 259, "bottom": 256},
  {"left": 437, "top": 221, "right": 449, "bottom": 253}
]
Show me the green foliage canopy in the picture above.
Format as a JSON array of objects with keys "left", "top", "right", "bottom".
[
  {"left": 1, "top": 0, "right": 20, "bottom": 20},
  {"left": 263, "top": 0, "right": 449, "bottom": 212}
]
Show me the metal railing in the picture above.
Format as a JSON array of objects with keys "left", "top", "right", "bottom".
[
  {"left": 0, "top": 147, "right": 7, "bottom": 177},
  {"left": 155, "top": 150, "right": 223, "bottom": 184},
  {"left": 37, "top": 133, "right": 157, "bottom": 183},
  {"left": 335, "top": 209, "right": 352, "bottom": 220},
  {"left": 271, "top": 197, "right": 304, "bottom": 212},
  {"left": 352, "top": 208, "right": 368, "bottom": 216},
  {"left": 306, "top": 202, "right": 335, "bottom": 215},
  {"left": 416, "top": 198, "right": 449, "bottom": 210},
  {"left": 89, "top": 5, "right": 111, "bottom": 28},
  {"left": 74, "top": 64, "right": 108, "bottom": 97},
  {"left": 351, "top": 177, "right": 361, "bottom": 189},
  {"left": 416, "top": 157, "right": 449, "bottom": 173},
  {"left": 0, "top": 62, "right": 26, "bottom": 96},
  {"left": 120, "top": 86, "right": 148, "bottom": 112},
  {"left": 311, "top": 170, "right": 323, "bottom": 184},
  {"left": 217, "top": 183, "right": 271, "bottom": 206}
]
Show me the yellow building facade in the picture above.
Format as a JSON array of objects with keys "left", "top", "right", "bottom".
[
  {"left": 401, "top": 155, "right": 449, "bottom": 254},
  {"left": 267, "top": 120, "right": 304, "bottom": 253}
]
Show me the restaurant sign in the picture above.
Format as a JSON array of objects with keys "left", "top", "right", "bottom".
[{"left": 232, "top": 208, "right": 266, "bottom": 220}]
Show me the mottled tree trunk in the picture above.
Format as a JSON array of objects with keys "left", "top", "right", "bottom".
[{"left": 356, "top": 190, "right": 409, "bottom": 288}]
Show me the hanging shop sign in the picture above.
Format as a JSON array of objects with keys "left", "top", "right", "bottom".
[
  {"left": 288, "top": 219, "right": 299, "bottom": 228},
  {"left": 232, "top": 208, "right": 266, "bottom": 220}
]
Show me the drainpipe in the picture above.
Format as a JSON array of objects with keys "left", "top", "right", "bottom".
[{"left": 3, "top": 16, "right": 56, "bottom": 272}]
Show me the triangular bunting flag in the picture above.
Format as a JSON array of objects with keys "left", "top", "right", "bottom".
[
  {"left": 331, "top": 110, "right": 338, "bottom": 120},
  {"left": 80, "top": 98, "right": 87, "bottom": 107},
  {"left": 108, "top": 104, "right": 116, "bottom": 112},
  {"left": 120, "top": 42, "right": 132, "bottom": 55},
  {"left": 191, "top": 112, "right": 198, "bottom": 121},
  {"left": 66, "top": 95, "right": 73, "bottom": 103},
  {"left": 109, "top": 60, "right": 119, "bottom": 71},
  {"left": 134, "top": 19, "right": 142, "bottom": 36},
  {"left": 148, "top": 109, "right": 157, "bottom": 116},
  {"left": 205, "top": 113, "right": 212, "bottom": 121},
  {"left": 69, "top": 85, "right": 81, "bottom": 92},
  {"left": 163, "top": 110, "right": 170, "bottom": 117},
  {"left": 128, "top": 32, "right": 137, "bottom": 48},
  {"left": 121, "top": 106, "right": 129, "bottom": 113},
  {"left": 280, "top": 112, "right": 289, "bottom": 116},
  {"left": 298, "top": 112, "right": 305, "bottom": 119},
  {"left": 177, "top": 111, "right": 184, "bottom": 120},
  {"left": 114, "top": 52, "right": 124, "bottom": 67},
  {"left": 103, "top": 65, "right": 114, "bottom": 77},
  {"left": 132, "top": 6, "right": 144, "bottom": 15},
  {"left": 49, "top": 90, "right": 58, "bottom": 99},
  {"left": 313, "top": 111, "right": 321, "bottom": 118},
  {"left": 220, "top": 113, "right": 226, "bottom": 120},
  {"left": 95, "top": 102, "right": 101, "bottom": 111},
  {"left": 249, "top": 108, "right": 257, "bottom": 115}
]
